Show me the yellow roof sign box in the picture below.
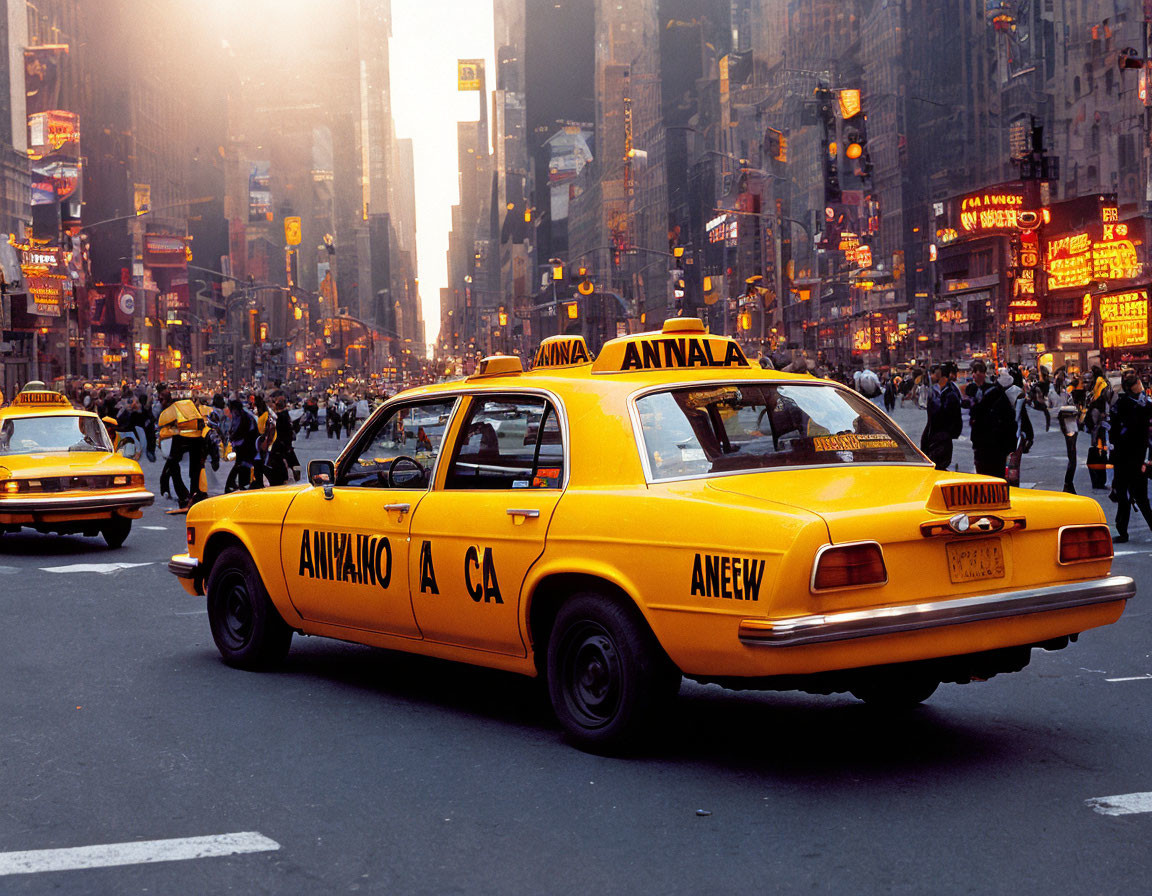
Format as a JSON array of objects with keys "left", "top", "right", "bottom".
[
  {"left": 467, "top": 355, "right": 524, "bottom": 380},
  {"left": 13, "top": 388, "right": 71, "bottom": 408},
  {"left": 591, "top": 318, "right": 751, "bottom": 374},
  {"left": 531, "top": 335, "right": 594, "bottom": 370}
]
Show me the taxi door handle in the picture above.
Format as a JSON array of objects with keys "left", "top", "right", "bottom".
[
  {"left": 384, "top": 503, "right": 411, "bottom": 514},
  {"left": 506, "top": 508, "right": 540, "bottom": 519}
]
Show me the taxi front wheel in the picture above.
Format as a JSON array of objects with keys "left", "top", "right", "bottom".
[
  {"left": 206, "top": 546, "right": 292, "bottom": 670},
  {"left": 102, "top": 515, "right": 132, "bottom": 549},
  {"left": 546, "top": 593, "right": 680, "bottom": 753}
]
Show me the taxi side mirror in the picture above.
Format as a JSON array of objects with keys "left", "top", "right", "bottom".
[{"left": 306, "top": 460, "right": 334, "bottom": 488}]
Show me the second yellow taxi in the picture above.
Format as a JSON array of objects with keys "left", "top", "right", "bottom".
[{"left": 0, "top": 383, "right": 153, "bottom": 547}]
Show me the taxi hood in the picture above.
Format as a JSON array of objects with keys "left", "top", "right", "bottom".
[
  {"left": 707, "top": 465, "right": 981, "bottom": 544},
  {"left": 0, "top": 450, "right": 139, "bottom": 476}
]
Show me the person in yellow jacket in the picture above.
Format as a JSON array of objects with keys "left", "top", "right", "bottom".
[{"left": 157, "top": 389, "right": 207, "bottom": 508}]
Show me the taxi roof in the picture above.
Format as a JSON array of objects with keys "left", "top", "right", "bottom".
[{"left": 0, "top": 389, "right": 93, "bottom": 420}]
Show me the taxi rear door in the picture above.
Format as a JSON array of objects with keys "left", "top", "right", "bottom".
[
  {"left": 279, "top": 396, "right": 459, "bottom": 637},
  {"left": 408, "top": 393, "right": 566, "bottom": 655}
]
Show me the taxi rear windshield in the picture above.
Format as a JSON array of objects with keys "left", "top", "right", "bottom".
[{"left": 635, "top": 383, "right": 922, "bottom": 480}]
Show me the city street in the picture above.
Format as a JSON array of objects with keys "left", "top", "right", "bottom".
[{"left": 0, "top": 409, "right": 1150, "bottom": 894}]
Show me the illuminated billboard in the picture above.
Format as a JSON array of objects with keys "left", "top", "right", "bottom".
[
  {"left": 935, "top": 183, "right": 1025, "bottom": 244},
  {"left": 1099, "top": 289, "right": 1149, "bottom": 349}
]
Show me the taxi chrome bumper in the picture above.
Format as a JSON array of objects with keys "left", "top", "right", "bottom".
[
  {"left": 0, "top": 489, "right": 155, "bottom": 515},
  {"left": 168, "top": 553, "right": 200, "bottom": 580},
  {"left": 739, "top": 575, "right": 1136, "bottom": 647}
]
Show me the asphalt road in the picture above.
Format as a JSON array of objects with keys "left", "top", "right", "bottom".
[{"left": 0, "top": 408, "right": 1149, "bottom": 894}]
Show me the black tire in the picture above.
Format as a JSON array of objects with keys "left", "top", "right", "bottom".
[
  {"left": 546, "top": 592, "right": 680, "bottom": 753},
  {"left": 101, "top": 515, "right": 132, "bottom": 548},
  {"left": 850, "top": 670, "right": 939, "bottom": 709},
  {"left": 206, "top": 546, "right": 292, "bottom": 670}
]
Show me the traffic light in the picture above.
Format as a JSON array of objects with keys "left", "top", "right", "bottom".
[
  {"left": 498, "top": 307, "right": 508, "bottom": 327},
  {"left": 551, "top": 261, "right": 564, "bottom": 281},
  {"left": 566, "top": 301, "right": 578, "bottom": 319},
  {"left": 258, "top": 321, "right": 269, "bottom": 342},
  {"left": 248, "top": 308, "right": 258, "bottom": 342},
  {"left": 576, "top": 266, "right": 594, "bottom": 296}
]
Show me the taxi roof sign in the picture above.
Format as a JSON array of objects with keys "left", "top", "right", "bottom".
[
  {"left": 531, "top": 334, "right": 594, "bottom": 370},
  {"left": 591, "top": 319, "right": 751, "bottom": 374},
  {"left": 467, "top": 355, "right": 524, "bottom": 380},
  {"left": 13, "top": 388, "right": 71, "bottom": 408}
]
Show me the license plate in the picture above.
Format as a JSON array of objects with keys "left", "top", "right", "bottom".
[{"left": 946, "top": 538, "right": 1005, "bottom": 584}]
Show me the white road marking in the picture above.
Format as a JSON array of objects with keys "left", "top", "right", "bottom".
[
  {"left": 174, "top": 610, "right": 207, "bottom": 616},
  {"left": 41, "top": 562, "right": 154, "bottom": 574},
  {"left": 139, "top": 525, "right": 168, "bottom": 531},
  {"left": 0, "top": 566, "right": 19, "bottom": 574},
  {"left": 1106, "top": 675, "right": 1152, "bottom": 682},
  {"left": 0, "top": 831, "right": 280, "bottom": 876},
  {"left": 1113, "top": 547, "right": 1152, "bottom": 556},
  {"left": 1086, "top": 792, "right": 1152, "bottom": 816}
]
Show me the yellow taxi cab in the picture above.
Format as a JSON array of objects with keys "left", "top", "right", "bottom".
[
  {"left": 169, "top": 320, "right": 1134, "bottom": 751},
  {"left": 0, "top": 383, "right": 154, "bottom": 547}
]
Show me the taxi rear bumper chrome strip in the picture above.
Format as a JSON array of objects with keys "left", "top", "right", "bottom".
[
  {"left": 168, "top": 553, "right": 200, "bottom": 580},
  {"left": 739, "top": 575, "right": 1136, "bottom": 647},
  {"left": 0, "top": 489, "right": 155, "bottom": 514}
]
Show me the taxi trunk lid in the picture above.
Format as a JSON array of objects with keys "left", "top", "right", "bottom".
[{"left": 707, "top": 466, "right": 1030, "bottom": 613}]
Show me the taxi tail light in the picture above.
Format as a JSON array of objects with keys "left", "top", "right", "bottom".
[
  {"left": 1059, "top": 526, "right": 1112, "bottom": 564},
  {"left": 812, "top": 543, "right": 887, "bottom": 591}
]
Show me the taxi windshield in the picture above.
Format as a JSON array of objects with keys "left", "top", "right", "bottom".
[
  {"left": 0, "top": 414, "right": 113, "bottom": 456},
  {"left": 635, "top": 382, "right": 924, "bottom": 480}
]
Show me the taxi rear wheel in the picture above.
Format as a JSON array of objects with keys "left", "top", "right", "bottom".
[
  {"left": 101, "top": 515, "right": 132, "bottom": 549},
  {"left": 206, "top": 546, "right": 292, "bottom": 670},
  {"left": 546, "top": 593, "right": 679, "bottom": 753},
  {"left": 850, "top": 669, "right": 939, "bottom": 709}
]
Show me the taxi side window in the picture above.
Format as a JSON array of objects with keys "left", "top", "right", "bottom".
[
  {"left": 339, "top": 399, "right": 456, "bottom": 489},
  {"left": 445, "top": 396, "right": 565, "bottom": 490}
]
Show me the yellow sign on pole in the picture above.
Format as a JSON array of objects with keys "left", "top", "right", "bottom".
[
  {"left": 284, "top": 216, "right": 302, "bottom": 246},
  {"left": 133, "top": 183, "right": 151, "bottom": 216},
  {"left": 457, "top": 59, "right": 483, "bottom": 91}
]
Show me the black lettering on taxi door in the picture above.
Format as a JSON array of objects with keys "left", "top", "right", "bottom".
[
  {"left": 464, "top": 545, "right": 503, "bottom": 603},
  {"left": 419, "top": 540, "right": 439, "bottom": 594}
]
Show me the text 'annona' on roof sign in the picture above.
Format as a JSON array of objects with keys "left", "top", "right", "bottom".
[
  {"left": 591, "top": 318, "right": 751, "bottom": 374},
  {"left": 531, "top": 334, "right": 594, "bottom": 370}
]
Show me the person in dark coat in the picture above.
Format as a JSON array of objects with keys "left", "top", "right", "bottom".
[
  {"left": 1108, "top": 371, "right": 1152, "bottom": 543},
  {"left": 966, "top": 360, "right": 1016, "bottom": 478},
  {"left": 225, "top": 397, "right": 258, "bottom": 492},
  {"left": 921, "top": 363, "right": 962, "bottom": 470}
]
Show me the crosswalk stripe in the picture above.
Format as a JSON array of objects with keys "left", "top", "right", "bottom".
[
  {"left": 0, "top": 832, "right": 280, "bottom": 876},
  {"left": 41, "top": 562, "right": 153, "bottom": 574},
  {"left": 1086, "top": 792, "right": 1152, "bottom": 816}
]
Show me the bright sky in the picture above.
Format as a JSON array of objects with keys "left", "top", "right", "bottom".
[{"left": 390, "top": 2, "right": 496, "bottom": 351}]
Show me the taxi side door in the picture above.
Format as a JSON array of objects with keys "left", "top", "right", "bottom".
[
  {"left": 408, "top": 393, "right": 566, "bottom": 655},
  {"left": 279, "top": 396, "right": 459, "bottom": 637}
]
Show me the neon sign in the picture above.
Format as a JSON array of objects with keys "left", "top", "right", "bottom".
[{"left": 1099, "top": 289, "right": 1149, "bottom": 348}]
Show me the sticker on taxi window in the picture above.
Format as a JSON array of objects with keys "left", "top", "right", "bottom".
[
  {"left": 532, "top": 467, "right": 561, "bottom": 488},
  {"left": 812, "top": 433, "right": 899, "bottom": 452}
]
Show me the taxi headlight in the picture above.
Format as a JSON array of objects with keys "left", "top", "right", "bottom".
[
  {"left": 811, "top": 542, "right": 887, "bottom": 591},
  {"left": 1058, "top": 525, "right": 1113, "bottom": 564},
  {"left": 113, "top": 475, "right": 128, "bottom": 486}
]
